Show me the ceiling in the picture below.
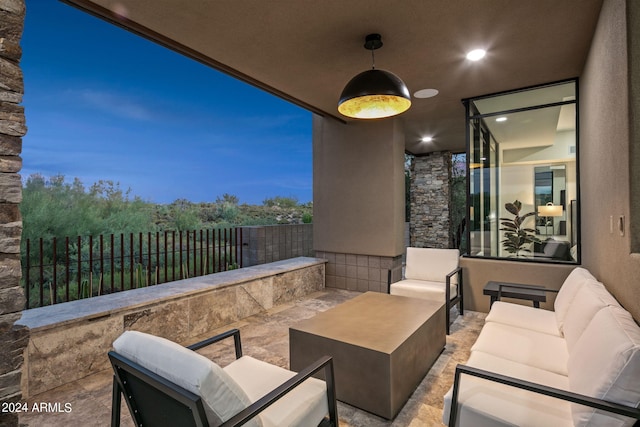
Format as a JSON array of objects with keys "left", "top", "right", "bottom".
[{"left": 63, "top": 0, "right": 603, "bottom": 155}]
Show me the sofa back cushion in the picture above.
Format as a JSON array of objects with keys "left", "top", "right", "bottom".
[
  {"left": 404, "top": 247, "right": 460, "bottom": 284},
  {"left": 554, "top": 267, "right": 599, "bottom": 332},
  {"left": 567, "top": 306, "right": 640, "bottom": 427},
  {"left": 562, "top": 280, "right": 620, "bottom": 350},
  {"left": 113, "top": 331, "right": 260, "bottom": 427}
]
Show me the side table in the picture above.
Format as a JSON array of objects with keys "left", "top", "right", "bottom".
[{"left": 483, "top": 281, "right": 547, "bottom": 308}]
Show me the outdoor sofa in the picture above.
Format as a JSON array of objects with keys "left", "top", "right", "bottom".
[{"left": 443, "top": 267, "right": 640, "bottom": 426}]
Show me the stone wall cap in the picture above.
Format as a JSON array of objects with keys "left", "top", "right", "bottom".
[{"left": 17, "top": 257, "right": 327, "bottom": 332}]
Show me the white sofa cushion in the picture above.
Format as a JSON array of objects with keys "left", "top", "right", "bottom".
[
  {"left": 562, "top": 279, "right": 620, "bottom": 350},
  {"left": 554, "top": 267, "right": 599, "bottom": 332},
  {"left": 404, "top": 247, "right": 460, "bottom": 285},
  {"left": 224, "top": 356, "right": 328, "bottom": 427},
  {"left": 484, "top": 301, "right": 561, "bottom": 336},
  {"left": 442, "top": 351, "right": 573, "bottom": 426},
  {"left": 390, "top": 278, "right": 457, "bottom": 299},
  {"left": 567, "top": 305, "right": 640, "bottom": 427},
  {"left": 113, "top": 331, "right": 260, "bottom": 427},
  {"left": 470, "top": 322, "right": 569, "bottom": 375},
  {"left": 442, "top": 352, "right": 572, "bottom": 427}
]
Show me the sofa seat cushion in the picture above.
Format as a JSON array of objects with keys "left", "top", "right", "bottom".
[
  {"left": 113, "top": 331, "right": 259, "bottom": 427},
  {"left": 443, "top": 351, "right": 572, "bottom": 427},
  {"left": 224, "top": 356, "right": 328, "bottom": 427},
  {"left": 404, "top": 247, "right": 460, "bottom": 284},
  {"left": 485, "top": 301, "right": 561, "bottom": 336},
  {"left": 567, "top": 305, "right": 640, "bottom": 427},
  {"left": 471, "top": 322, "right": 569, "bottom": 375},
  {"left": 390, "top": 279, "right": 457, "bottom": 300}
]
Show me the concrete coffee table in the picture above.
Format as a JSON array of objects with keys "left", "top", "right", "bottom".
[{"left": 289, "top": 292, "right": 445, "bottom": 419}]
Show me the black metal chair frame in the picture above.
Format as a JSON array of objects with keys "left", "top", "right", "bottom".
[
  {"left": 448, "top": 364, "right": 640, "bottom": 426},
  {"left": 445, "top": 267, "right": 463, "bottom": 335},
  {"left": 110, "top": 329, "right": 339, "bottom": 427}
]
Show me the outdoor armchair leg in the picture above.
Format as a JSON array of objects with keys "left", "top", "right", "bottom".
[
  {"left": 111, "top": 376, "right": 121, "bottom": 427},
  {"left": 445, "top": 275, "right": 451, "bottom": 335}
]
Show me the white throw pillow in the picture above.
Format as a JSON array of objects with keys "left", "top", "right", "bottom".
[
  {"left": 562, "top": 279, "right": 617, "bottom": 350},
  {"left": 554, "top": 267, "right": 598, "bottom": 332},
  {"left": 113, "top": 331, "right": 261, "bottom": 427}
]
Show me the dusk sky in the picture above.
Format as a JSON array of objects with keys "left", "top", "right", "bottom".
[{"left": 20, "top": 1, "right": 313, "bottom": 205}]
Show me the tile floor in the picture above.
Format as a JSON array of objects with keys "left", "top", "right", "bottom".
[{"left": 19, "top": 289, "right": 485, "bottom": 427}]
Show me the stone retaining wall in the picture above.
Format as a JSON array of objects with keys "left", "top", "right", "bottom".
[
  {"left": 17, "top": 257, "right": 326, "bottom": 398},
  {"left": 0, "top": 1, "right": 28, "bottom": 425}
]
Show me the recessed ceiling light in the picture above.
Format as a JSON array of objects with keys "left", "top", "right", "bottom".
[
  {"left": 496, "top": 117, "right": 507, "bottom": 122},
  {"left": 421, "top": 136, "right": 433, "bottom": 142},
  {"left": 414, "top": 88, "right": 439, "bottom": 99},
  {"left": 466, "top": 49, "right": 486, "bottom": 61}
]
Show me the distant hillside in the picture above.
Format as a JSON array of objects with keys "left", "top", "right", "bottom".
[{"left": 20, "top": 175, "right": 312, "bottom": 245}]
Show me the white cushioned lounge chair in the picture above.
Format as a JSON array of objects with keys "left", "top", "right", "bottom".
[
  {"left": 389, "top": 247, "right": 463, "bottom": 334},
  {"left": 109, "top": 329, "right": 338, "bottom": 427}
]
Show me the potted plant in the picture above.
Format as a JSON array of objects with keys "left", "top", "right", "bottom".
[{"left": 500, "top": 200, "right": 540, "bottom": 257}]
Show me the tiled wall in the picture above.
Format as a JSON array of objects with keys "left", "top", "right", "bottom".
[
  {"left": 317, "top": 251, "right": 403, "bottom": 293},
  {"left": 242, "top": 224, "right": 313, "bottom": 266}
]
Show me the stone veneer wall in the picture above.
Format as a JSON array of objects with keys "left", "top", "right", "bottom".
[
  {"left": 410, "top": 152, "right": 452, "bottom": 248},
  {"left": 0, "top": 1, "right": 28, "bottom": 426},
  {"left": 17, "top": 257, "right": 325, "bottom": 398},
  {"left": 317, "top": 251, "right": 403, "bottom": 293}
]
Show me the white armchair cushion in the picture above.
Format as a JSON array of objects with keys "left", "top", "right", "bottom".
[
  {"left": 113, "top": 331, "right": 260, "bottom": 427},
  {"left": 390, "top": 278, "right": 457, "bottom": 299},
  {"left": 554, "top": 267, "right": 599, "bottom": 332},
  {"left": 485, "top": 301, "right": 561, "bottom": 336},
  {"left": 470, "top": 322, "right": 569, "bottom": 375},
  {"left": 567, "top": 306, "right": 640, "bottom": 427},
  {"left": 404, "top": 247, "right": 460, "bottom": 284},
  {"left": 224, "top": 356, "right": 329, "bottom": 427}
]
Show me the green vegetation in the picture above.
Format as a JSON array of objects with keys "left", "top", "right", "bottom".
[
  {"left": 21, "top": 174, "right": 313, "bottom": 241},
  {"left": 20, "top": 174, "right": 313, "bottom": 308}
]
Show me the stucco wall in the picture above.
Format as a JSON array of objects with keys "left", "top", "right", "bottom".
[
  {"left": 580, "top": 0, "right": 640, "bottom": 321},
  {"left": 312, "top": 116, "right": 405, "bottom": 258}
]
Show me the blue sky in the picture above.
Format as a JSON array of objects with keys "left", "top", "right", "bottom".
[{"left": 20, "top": 1, "right": 312, "bottom": 205}]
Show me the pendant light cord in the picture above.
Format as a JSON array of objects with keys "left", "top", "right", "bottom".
[{"left": 370, "top": 48, "right": 376, "bottom": 70}]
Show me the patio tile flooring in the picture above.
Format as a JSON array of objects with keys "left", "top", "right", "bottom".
[{"left": 19, "top": 288, "right": 485, "bottom": 427}]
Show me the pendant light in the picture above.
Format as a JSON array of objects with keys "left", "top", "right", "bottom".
[{"left": 338, "top": 33, "right": 411, "bottom": 119}]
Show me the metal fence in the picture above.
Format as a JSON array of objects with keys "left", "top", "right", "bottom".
[{"left": 22, "top": 228, "right": 242, "bottom": 309}]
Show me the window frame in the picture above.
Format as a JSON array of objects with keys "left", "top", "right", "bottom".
[{"left": 462, "top": 78, "right": 581, "bottom": 264}]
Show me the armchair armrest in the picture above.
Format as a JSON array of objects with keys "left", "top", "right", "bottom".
[
  {"left": 221, "top": 355, "right": 338, "bottom": 427},
  {"left": 445, "top": 267, "right": 463, "bottom": 303},
  {"left": 446, "top": 266, "right": 462, "bottom": 281},
  {"left": 187, "top": 328, "right": 243, "bottom": 359},
  {"left": 448, "top": 364, "right": 640, "bottom": 426}
]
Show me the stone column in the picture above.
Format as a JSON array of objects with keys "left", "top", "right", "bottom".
[
  {"left": 410, "top": 152, "right": 453, "bottom": 248},
  {"left": 0, "top": 1, "right": 29, "bottom": 426}
]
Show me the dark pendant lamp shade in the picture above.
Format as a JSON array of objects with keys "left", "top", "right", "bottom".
[{"left": 338, "top": 34, "right": 411, "bottom": 119}]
